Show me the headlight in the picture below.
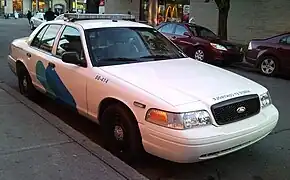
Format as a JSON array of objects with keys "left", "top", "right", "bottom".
[
  {"left": 248, "top": 42, "right": 252, "bottom": 50},
  {"left": 210, "top": 43, "right": 227, "bottom": 51},
  {"left": 259, "top": 91, "right": 272, "bottom": 108},
  {"left": 145, "top": 109, "right": 212, "bottom": 130}
]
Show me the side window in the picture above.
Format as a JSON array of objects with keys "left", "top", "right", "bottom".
[
  {"left": 174, "top": 25, "right": 188, "bottom": 36},
  {"left": 56, "top": 26, "right": 84, "bottom": 60},
  {"left": 280, "top": 36, "right": 290, "bottom": 45},
  {"left": 30, "top": 25, "right": 49, "bottom": 47},
  {"left": 39, "top": 24, "right": 62, "bottom": 53},
  {"left": 159, "top": 24, "right": 175, "bottom": 34}
]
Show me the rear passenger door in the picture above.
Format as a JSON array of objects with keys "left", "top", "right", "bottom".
[{"left": 28, "top": 24, "right": 63, "bottom": 96}]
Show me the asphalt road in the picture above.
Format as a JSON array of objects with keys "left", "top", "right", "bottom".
[{"left": 1, "top": 19, "right": 290, "bottom": 180}]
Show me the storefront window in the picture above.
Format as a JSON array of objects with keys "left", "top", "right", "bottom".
[
  {"left": 141, "top": 0, "right": 190, "bottom": 24},
  {"left": 32, "top": 0, "right": 51, "bottom": 12},
  {"left": 13, "top": 0, "right": 22, "bottom": 12}
]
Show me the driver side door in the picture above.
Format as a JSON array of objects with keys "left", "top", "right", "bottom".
[
  {"left": 172, "top": 24, "right": 193, "bottom": 53},
  {"left": 49, "top": 25, "right": 88, "bottom": 114}
]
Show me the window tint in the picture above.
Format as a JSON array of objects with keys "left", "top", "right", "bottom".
[
  {"left": 159, "top": 24, "right": 175, "bottom": 34},
  {"left": 39, "top": 24, "right": 62, "bottom": 53},
  {"left": 56, "top": 26, "right": 84, "bottom": 60},
  {"left": 174, "top": 25, "right": 188, "bottom": 36},
  {"left": 280, "top": 36, "right": 290, "bottom": 44},
  {"left": 86, "top": 27, "right": 185, "bottom": 66},
  {"left": 31, "top": 25, "right": 49, "bottom": 47},
  {"left": 189, "top": 25, "right": 216, "bottom": 38}
]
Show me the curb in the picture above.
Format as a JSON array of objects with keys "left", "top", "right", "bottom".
[{"left": 0, "top": 82, "right": 148, "bottom": 180}]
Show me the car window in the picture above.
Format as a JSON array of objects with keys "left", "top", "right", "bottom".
[
  {"left": 280, "top": 36, "right": 290, "bottom": 44},
  {"left": 159, "top": 24, "right": 175, "bottom": 34},
  {"left": 174, "top": 25, "right": 188, "bottom": 36},
  {"left": 189, "top": 25, "right": 216, "bottom": 38},
  {"left": 85, "top": 27, "right": 185, "bottom": 66},
  {"left": 30, "top": 25, "right": 49, "bottom": 47},
  {"left": 56, "top": 26, "right": 85, "bottom": 61},
  {"left": 38, "top": 24, "right": 62, "bottom": 53}
]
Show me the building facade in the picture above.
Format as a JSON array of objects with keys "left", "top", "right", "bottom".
[
  {"left": 104, "top": 0, "right": 190, "bottom": 25},
  {"left": 189, "top": 0, "right": 290, "bottom": 44},
  {"left": 0, "top": 0, "right": 68, "bottom": 14}
]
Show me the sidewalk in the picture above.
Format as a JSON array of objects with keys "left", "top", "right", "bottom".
[{"left": 0, "top": 83, "right": 148, "bottom": 180}]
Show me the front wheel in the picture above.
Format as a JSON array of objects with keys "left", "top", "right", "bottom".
[
  {"left": 259, "top": 56, "right": 279, "bottom": 76},
  {"left": 194, "top": 48, "right": 206, "bottom": 62},
  {"left": 100, "top": 104, "right": 143, "bottom": 163}
]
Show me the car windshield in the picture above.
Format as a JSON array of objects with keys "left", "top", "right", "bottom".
[
  {"left": 85, "top": 27, "right": 186, "bottom": 66},
  {"left": 189, "top": 25, "right": 217, "bottom": 38}
]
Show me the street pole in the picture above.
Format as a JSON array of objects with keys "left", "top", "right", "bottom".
[{"left": 75, "top": 0, "right": 77, "bottom": 12}]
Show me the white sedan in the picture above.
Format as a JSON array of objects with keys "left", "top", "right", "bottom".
[
  {"left": 8, "top": 13, "right": 279, "bottom": 163},
  {"left": 30, "top": 12, "right": 45, "bottom": 30}
]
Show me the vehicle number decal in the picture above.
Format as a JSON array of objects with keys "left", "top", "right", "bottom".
[{"left": 95, "top": 74, "right": 108, "bottom": 83}]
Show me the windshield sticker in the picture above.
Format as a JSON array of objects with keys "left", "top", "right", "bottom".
[
  {"left": 95, "top": 74, "right": 108, "bottom": 83},
  {"left": 213, "top": 90, "right": 250, "bottom": 101}
]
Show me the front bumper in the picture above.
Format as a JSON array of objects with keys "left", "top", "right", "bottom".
[{"left": 139, "top": 105, "right": 278, "bottom": 163}]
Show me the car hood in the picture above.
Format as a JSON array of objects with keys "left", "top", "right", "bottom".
[
  {"left": 203, "top": 37, "right": 239, "bottom": 48},
  {"left": 100, "top": 58, "right": 266, "bottom": 106}
]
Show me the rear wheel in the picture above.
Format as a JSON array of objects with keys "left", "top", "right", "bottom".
[
  {"left": 17, "top": 65, "right": 38, "bottom": 100},
  {"left": 100, "top": 103, "right": 143, "bottom": 163},
  {"left": 259, "top": 56, "right": 279, "bottom": 76}
]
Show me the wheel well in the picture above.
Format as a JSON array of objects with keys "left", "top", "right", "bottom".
[
  {"left": 98, "top": 98, "right": 135, "bottom": 122},
  {"left": 258, "top": 54, "right": 280, "bottom": 67},
  {"left": 16, "top": 61, "right": 26, "bottom": 75}
]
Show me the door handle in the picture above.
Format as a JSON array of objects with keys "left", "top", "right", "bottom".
[
  {"left": 26, "top": 53, "right": 31, "bottom": 57},
  {"left": 48, "top": 62, "right": 55, "bottom": 68},
  {"left": 171, "top": 36, "right": 177, "bottom": 40}
]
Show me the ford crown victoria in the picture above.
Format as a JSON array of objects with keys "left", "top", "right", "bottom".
[{"left": 8, "top": 13, "right": 279, "bottom": 163}]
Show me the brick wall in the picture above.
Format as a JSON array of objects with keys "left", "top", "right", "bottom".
[{"left": 190, "top": 0, "right": 290, "bottom": 44}]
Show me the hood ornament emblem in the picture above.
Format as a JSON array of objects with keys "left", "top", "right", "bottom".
[{"left": 236, "top": 106, "right": 246, "bottom": 113}]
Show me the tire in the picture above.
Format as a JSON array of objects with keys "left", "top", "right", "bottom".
[
  {"left": 259, "top": 56, "right": 279, "bottom": 76},
  {"left": 193, "top": 47, "right": 206, "bottom": 62},
  {"left": 100, "top": 103, "right": 143, "bottom": 163},
  {"left": 18, "top": 66, "right": 38, "bottom": 99}
]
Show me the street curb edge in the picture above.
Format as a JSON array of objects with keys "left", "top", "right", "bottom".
[{"left": 0, "top": 82, "right": 148, "bottom": 180}]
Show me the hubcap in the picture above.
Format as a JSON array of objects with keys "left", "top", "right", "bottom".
[
  {"left": 195, "top": 49, "right": 204, "bottom": 61},
  {"left": 261, "top": 59, "right": 275, "bottom": 74},
  {"left": 113, "top": 125, "right": 124, "bottom": 141},
  {"left": 22, "top": 76, "right": 28, "bottom": 92}
]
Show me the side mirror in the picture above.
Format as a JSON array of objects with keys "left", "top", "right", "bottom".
[
  {"left": 183, "top": 32, "right": 192, "bottom": 37},
  {"left": 62, "top": 52, "right": 86, "bottom": 67}
]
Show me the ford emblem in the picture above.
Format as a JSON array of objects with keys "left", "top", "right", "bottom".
[{"left": 236, "top": 106, "right": 246, "bottom": 113}]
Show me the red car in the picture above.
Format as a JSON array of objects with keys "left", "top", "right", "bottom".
[
  {"left": 156, "top": 22, "right": 244, "bottom": 65},
  {"left": 245, "top": 33, "right": 290, "bottom": 76}
]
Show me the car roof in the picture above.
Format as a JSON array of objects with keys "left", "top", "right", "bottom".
[
  {"left": 158, "top": 22, "right": 202, "bottom": 28},
  {"left": 56, "top": 19, "right": 152, "bottom": 30}
]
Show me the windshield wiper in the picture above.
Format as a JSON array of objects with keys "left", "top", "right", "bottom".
[
  {"left": 140, "top": 54, "right": 174, "bottom": 59},
  {"left": 98, "top": 57, "right": 139, "bottom": 62}
]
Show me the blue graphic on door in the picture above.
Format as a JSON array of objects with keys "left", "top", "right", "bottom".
[{"left": 36, "top": 60, "right": 76, "bottom": 108}]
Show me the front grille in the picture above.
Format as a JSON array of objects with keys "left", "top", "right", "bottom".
[{"left": 211, "top": 94, "right": 260, "bottom": 125}]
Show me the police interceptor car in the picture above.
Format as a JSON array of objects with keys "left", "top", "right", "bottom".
[{"left": 8, "top": 13, "right": 279, "bottom": 163}]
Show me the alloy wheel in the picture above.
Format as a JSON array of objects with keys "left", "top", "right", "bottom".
[
  {"left": 194, "top": 49, "right": 205, "bottom": 61},
  {"left": 260, "top": 58, "right": 276, "bottom": 75}
]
